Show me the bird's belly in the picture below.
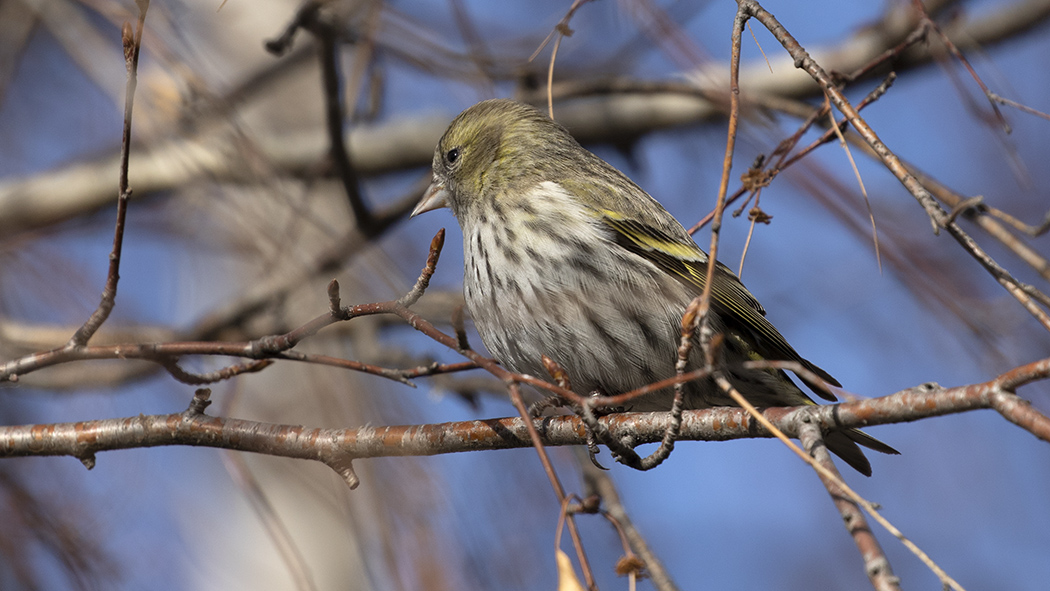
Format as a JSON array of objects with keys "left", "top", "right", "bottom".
[{"left": 462, "top": 228, "right": 691, "bottom": 399}]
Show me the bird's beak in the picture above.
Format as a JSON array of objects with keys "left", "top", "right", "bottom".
[{"left": 411, "top": 180, "right": 449, "bottom": 217}]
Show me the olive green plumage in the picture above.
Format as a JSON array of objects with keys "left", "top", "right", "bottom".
[{"left": 412, "top": 99, "right": 897, "bottom": 475}]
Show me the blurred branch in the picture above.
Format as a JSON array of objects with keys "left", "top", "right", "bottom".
[
  {"left": 0, "top": 468, "right": 118, "bottom": 589},
  {"left": 281, "top": 2, "right": 379, "bottom": 232},
  {"left": 186, "top": 176, "right": 425, "bottom": 342},
  {"left": 4, "top": 0, "right": 1049, "bottom": 236},
  {"left": 0, "top": 1, "right": 36, "bottom": 105},
  {"left": 23, "top": 0, "right": 127, "bottom": 108},
  {"left": 219, "top": 444, "right": 319, "bottom": 591}
]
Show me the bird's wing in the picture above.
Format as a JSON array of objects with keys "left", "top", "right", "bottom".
[{"left": 597, "top": 209, "right": 841, "bottom": 394}]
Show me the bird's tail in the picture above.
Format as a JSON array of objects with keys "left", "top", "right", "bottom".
[{"left": 824, "top": 429, "right": 900, "bottom": 477}]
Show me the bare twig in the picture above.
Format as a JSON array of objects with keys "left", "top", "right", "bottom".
[
  {"left": 398, "top": 230, "right": 445, "bottom": 307},
  {"left": 714, "top": 371, "right": 961, "bottom": 590},
  {"left": 506, "top": 383, "right": 597, "bottom": 591},
  {"left": 737, "top": 0, "right": 1050, "bottom": 335},
  {"left": 989, "top": 91, "right": 1050, "bottom": 122},
  {"left": 797, "top": 422, "right": 900, "bottom": 591},
  {"left": 825, "top": 92, "right": 882, "bottom": 272},
  {"left": 912, "top": 0, "right": 1010, "bottom": 133},
  {"left": 161, "top": 359, "right": 274, "bottom": 385},
  {"left": 528, "top": 0, "right": 595, "bottom": 118},
  {"left": 582, "top": 464, "right": 680, "bottom": 591},
  {"left": 68, "top": 4, "right": 148, "bottom": 347}
]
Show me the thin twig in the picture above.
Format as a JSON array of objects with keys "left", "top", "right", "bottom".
[
  {"left": 528, "top": 0, "right": 594, "bottom": 118},
  {"left": 68, "top": 4, "right": 148, "bottom": 347},
  {"left": 737, "top": 0, "right": 1050, "bottom": 335},
  {"left": 507, "top": 383, "right": 598, "bottom": 591},
  {"left": 714, "top": 370, "right": 962, "bottom": 591},
  {"left": 161, "top": 359, "right": 273, "bottom": 385},
  {"left": 797, "top": 421, "right": 900, "bottom": 591},
  {"left": 825, "top": 93, "right": 882, "bottom": 272},
  {"left": 582, "top": 463, "right": 680, "bottom": 591},
  {"left": 690, "top": 71, "right": 896, "bottom": 235},
  {"left": 912, "top": 0, "right": 1010, "bottom": 133},
  {"left": 398, "top": 230, "right": 446, "bottom": 307},
  {"left": 988, "top": 91, "right": 1050, "bottom": 122}
]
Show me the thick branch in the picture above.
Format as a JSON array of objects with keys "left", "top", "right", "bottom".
[{"left": 3, "top": 363, "right": 1047, "bottom": 476}]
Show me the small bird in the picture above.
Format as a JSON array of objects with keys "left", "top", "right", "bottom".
[{"left": 412, "top": 99, "right": 897, "bottom": 475}]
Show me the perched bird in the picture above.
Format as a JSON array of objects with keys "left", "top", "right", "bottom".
[{"left": 412, "top": 98, "right": 897, "bottom": 475}]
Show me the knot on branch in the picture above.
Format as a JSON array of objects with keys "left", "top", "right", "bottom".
[
  {"left": 78, "top": 453, "right": 97, "bottom": 471},
  {"left": 327, "top": 454, "right": 360, "bottom": 490},
  {"left": 186, "top": 388, "right": 212, "bottom": 416}
]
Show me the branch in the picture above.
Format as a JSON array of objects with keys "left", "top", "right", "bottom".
[
  {"left": 68, "top": 5, "right": 148, "bottom": 347},
  {"left": 581, "top": 463, "right": 680, "bottom": 591},
  {"left": 739, "top": 0, "right": 1050, "bottom": 335},
  {"left": 0, "top": 230, "right": 446, "bottom": 385},
  {"left": 798, "top": 422, "right": 900, "bottom": 591},
  {"left": 4, "top": 360, "right": 1047, "bottom": 476}
]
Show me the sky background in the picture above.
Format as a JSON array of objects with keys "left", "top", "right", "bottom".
[{"left": 1, "top": 0, "right": 1049, "bottom": 589}]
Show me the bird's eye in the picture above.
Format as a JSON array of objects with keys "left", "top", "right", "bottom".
[{"left": 446, "top": 148, "right": 460, "bottom": 165}]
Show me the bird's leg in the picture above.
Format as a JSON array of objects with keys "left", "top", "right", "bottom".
[
  {"left": 579, "top": 392, "right": 646, "bottom": 470},
  {"left": 580, "top": 391, "right": 609, "bottom": 470},
  {"left": 527, "top": 393, "right": 574, "bottom": 417}
]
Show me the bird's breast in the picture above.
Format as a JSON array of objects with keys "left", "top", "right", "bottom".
[{"left": 459, "top": 194, "right": 693, "bottom": 397}]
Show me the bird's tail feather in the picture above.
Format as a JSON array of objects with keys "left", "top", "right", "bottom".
[{"left": 824, "top": 429, "right": 900, "bottom": 477}]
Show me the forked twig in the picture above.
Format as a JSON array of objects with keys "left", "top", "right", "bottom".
[{"left": 528, "top": 0, "right": 595, "bottom": 118}]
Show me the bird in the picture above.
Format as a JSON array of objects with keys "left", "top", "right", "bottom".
[{"left": 411, "top": 98, "right": 897, "bottom": 475}]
